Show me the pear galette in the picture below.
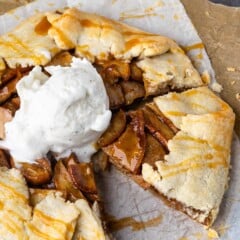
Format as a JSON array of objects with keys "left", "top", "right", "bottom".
[{"left": 0, "top": 7, "right": 235, "bottom": 234}]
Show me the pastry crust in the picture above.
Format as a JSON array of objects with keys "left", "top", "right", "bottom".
[
  {"left": 26, "top": 192, "right": 80, "bottom": 240},
  {"left": 0, "top": 8, "right": 203, "bottom": 96},
  {"left": 137, "top": 52, "right": 202, "bottom": 95},
  {"left": 0, "top": 167, "right": 31, "bottom": 240},
  {"left": 0, "top": 167, "right": 108, "bottom": 239},
  {"left": 46, "top": 8, "right": 179, "bottom": 61},
  {"left": 142, "top": 87, "right": 235, "bottom": 225},
  {"left": 0, "top": 13, "right": 59, "bottom": 68},
  {"left": 73, "top": 200, "right": 107, "bottom": 240}
]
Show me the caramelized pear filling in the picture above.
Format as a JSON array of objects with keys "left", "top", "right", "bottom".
[
  {"left": 143, "top": 133, "right": 166, "bottom": 168},
  {"left": 53, "top": 159, "right": 85, "bottom": 202},
  {"left": 54, "top": 153, "right": 99, "bottom": 203},
  {"left": 0, "top": 52, "right": 149, "bottom": 206},
  {"left": 0, "top": 50, "right": 206, "bottom": 228},
  {"left": 98, "top": 109, "right": 126, "bottom": 148},
  {"left": 0, "top": 149, "right": 10, "bottom": 168},
  {"left": 0, "top": 51, "right": 178, "bottom": 203},
  {"left": 21, "top": 158, "right": 52, "bottom": 186},
  {"left": 95, "top": 59, "right": 146, "bottom": 109},
  {"left": 101, "top": 102, "right": 178, "bottom": 175}
]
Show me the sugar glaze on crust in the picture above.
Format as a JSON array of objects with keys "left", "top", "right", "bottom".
[
  {"left": 0, "top": 8, "right": 203, "bottom": 96},
  {"left": 142, "top": 87, "right": 235, "bottom": 226}
]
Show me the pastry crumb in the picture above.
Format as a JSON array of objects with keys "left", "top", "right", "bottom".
[
  {"left": 201, "top": 71, "right": 210, "bottom": 84},
  {"left": 227, "top": 67, "right": 236, "bottom": 72},
  {"left": 231, "top": 80, "right": 236, "bottom": 85},
  {"left": 211, "top": 82, "right": 223, "bottom": 93},
  {"left": 236, "top": 93, "right": 240, "bottom": 101},
  {"left": 207, "top": 228, "right": 219, "bottom": 238}
]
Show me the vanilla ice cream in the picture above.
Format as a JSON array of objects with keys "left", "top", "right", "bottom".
[{"left": 0, "top": 58, "right": 111, "bottom": 164}]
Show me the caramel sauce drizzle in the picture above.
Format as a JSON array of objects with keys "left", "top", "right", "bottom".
[
  {"left": 125, "top": 39, "right": 156, "bottom": 51},
  {"left": 165, "top": 111, "right": 186, "bottom": 116},
  {"left": 183, "top": 88, "right": 217, "bottom": 100},
  {"left": 162, "top": 160, "right": 227, "bottom": 179},
  {"left": 8, "top": 34, "right": 41, "bottom": 62},
  {"left": 0, "top": 181, "right": 27, "bottom": 202},
  {"left": 106, "top": 213, "right": 163, "bottom": 232},
  {"left": 27, "top": 222, "right": 60, "bottom": 240},
  {"left": 190, "top": 102, "right": 210, "bottom": 111},
  {"left": 157, "top": 128, "right": 229, "bottom": 178},
  {"left": 119, "top": 13, "right": 158, "bottom": 21},
  {"left": 51, "top": 27, "right": 74, "bottom": 48},
  {"left": 161, "top": 154, "right": 213, "bottom": 170},
  {"left": 76, "top": 45, "right": 93, "bottom": 60},
  {"left": 166, "top": 91, "right": 217, "bottom": 112},
  {"left": 6, "top": 208, "right": 26, "bottom": 222},
  {"left": 0, "top": 212, "right": 26, "bottom": 239},
  {"left": 34, "top": 209, "right": 74, "bottom": 233},
  {"left": 123, "top": 31, "right": 156, "bottom": 37},
  {"left": 0, "top": 218, "right": 17, "bottom": 234},
  {"left": 0, "top": 38, "right": 22, "bottom": 54},
  {"left": 34, "top": 16, "right": 51, "bottom": 35},
  {"left": 165, "top": 102, "right": 211, "bottom": 117},
  {"left": 176, "top": 135, "right": 227, "bottom": 152},
  {"left": 4, "top": 215, "right": 23, "bottom": 233},
  {"left": 161, "top": 152, "right": 228, "bottom": 179},
  {"left": 182, "top": 43, "right": 204, "bottom": 52},
  {"left": 0, "top": 34, "right": 47, "bottom": 64}
]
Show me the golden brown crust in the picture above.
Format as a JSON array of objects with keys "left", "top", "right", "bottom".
[
  {"left": 142, "top": 87, "right": 235, "bottom": 226},
  {"left": 0, "top": 8, "right": 203, "bottom": 96},
  {"left": 102, "top": 87, "right": 235, "bottom": 226},
  {"left": 47, "top": 8, "right": 179, "bottom": 61},
  {"left": 0, "top": 13, "right": 60, "bottom": 69}
]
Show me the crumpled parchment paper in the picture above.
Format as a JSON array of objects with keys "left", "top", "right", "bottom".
[{"left": 0, "top": 0, "right": 240, "bottom": 239}]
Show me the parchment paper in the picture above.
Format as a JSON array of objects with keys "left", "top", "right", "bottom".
[
  {"left": 181, "top": 0, "right": 240, "bottom": 138},
  {"left": 0, "top": 1, "right": 240, "bottom": 239}
]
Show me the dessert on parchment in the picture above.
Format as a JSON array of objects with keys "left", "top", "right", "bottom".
[{"left": 0, "top": 7, "right": 235, "bottom": 236}]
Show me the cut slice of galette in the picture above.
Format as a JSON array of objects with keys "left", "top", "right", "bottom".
[
  {"left": 101, "top": 86, "right": 235, "bottom": 226},
  {"left": 0, "top": 160, "right": 109, "bottom": 240}
]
